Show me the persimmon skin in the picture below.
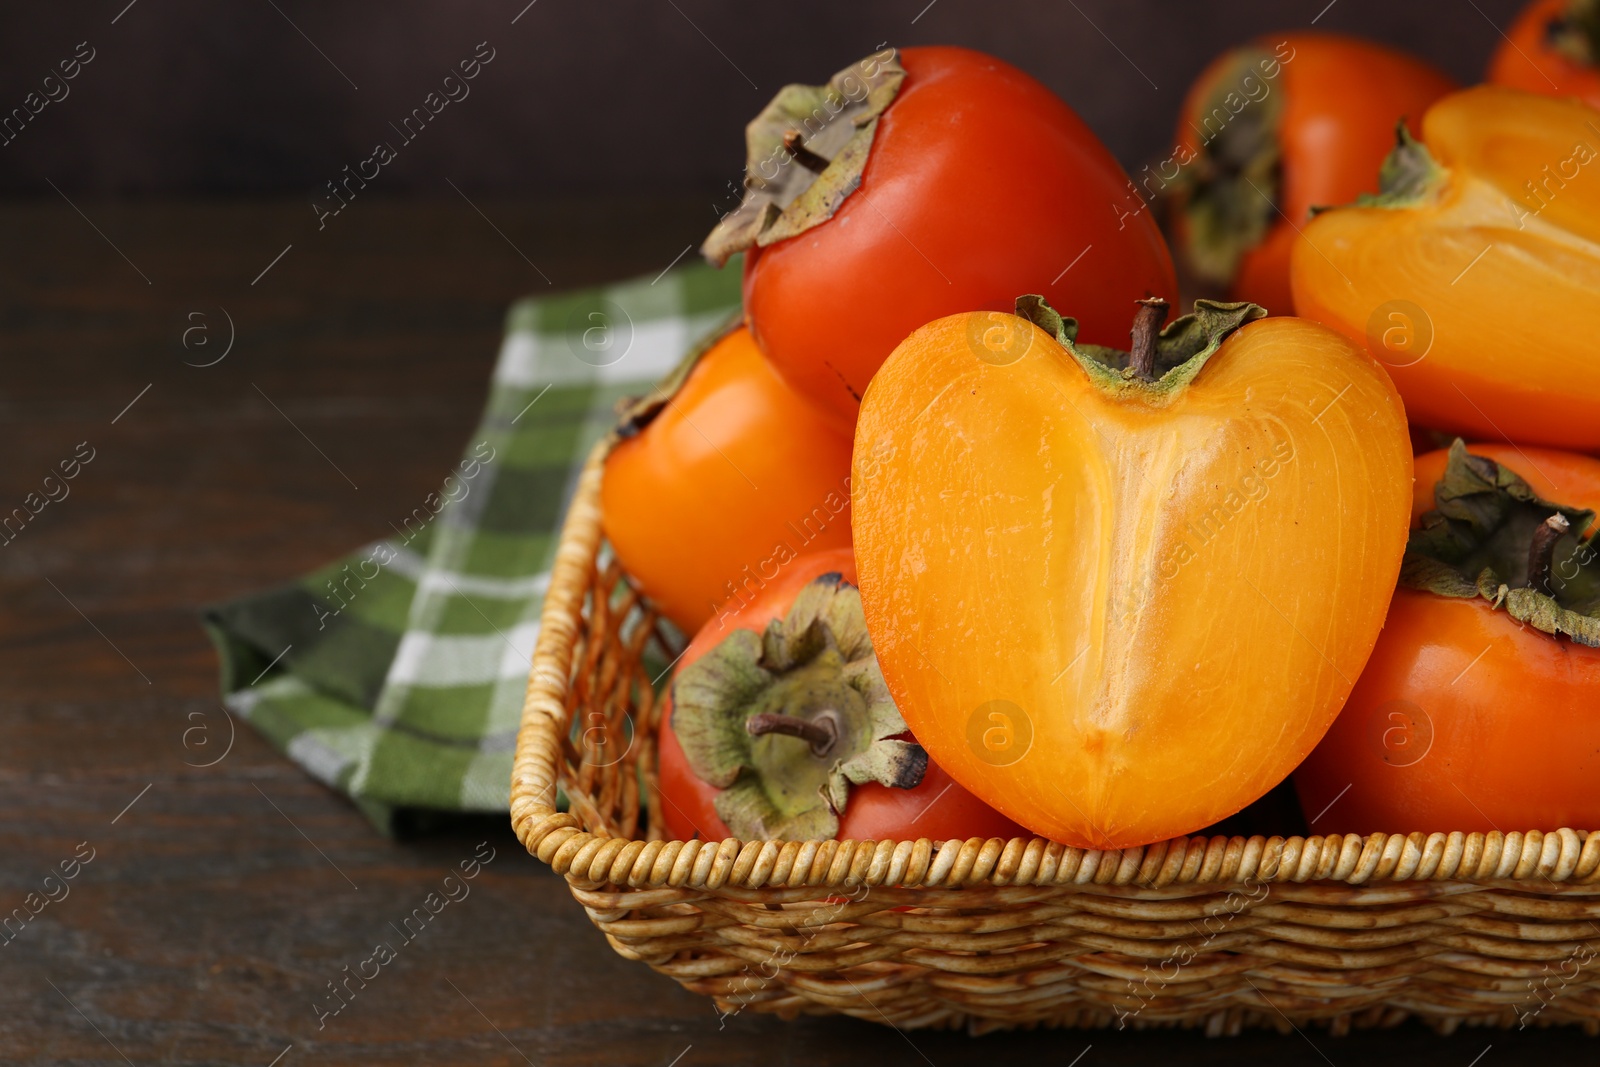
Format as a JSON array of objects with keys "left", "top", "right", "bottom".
[
  {"left": 743, "top": 46, "right": 1176, "bottom": 432},
  {"left": 1489, "top": 0, "right": 1600, "bottom": 110},
  {"left": 1290, "top": 86, "right": 1600, "bottom": 451},
  {"left": 601, "top": 327, "right": 852, "bottom": 635},
  {"left": 1175, "top": 33, "right": 1454, "bottom": 314},
  {"left": 851, "top": 313, "right": 1412, "bottom": 850},
  {"left": 656, "top": 548, "right": 1025, "bottom": 843},
  {"left": 1295, "top": 446, "right": 1600, "bottom": 835}
]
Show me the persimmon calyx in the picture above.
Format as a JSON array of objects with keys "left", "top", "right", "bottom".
[
  {"left": 1347, "top": 124, "right": 1448, "bottom": 211},
  {"left": 1175, "top": 47, "right": 1284, "bottom": 286},
  {"left": 1014, "top": 294, "right": 1265, "bottom": 399},
  {"left": 1401, "top": 440, "right": 1600, "bottom": 646},
  {"left": 670, "top": 573, "right": 926, "bottom": 840},
  {"left": 701, "top": 48, "right": 906, "bottom": 267},
  {"left": 1550, "top": 0, "right": 1600, "bottom": 67}
]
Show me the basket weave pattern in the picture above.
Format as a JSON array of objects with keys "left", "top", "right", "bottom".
[{"left": 511, "top": 444, "right": 1600, "bottom": 1034}]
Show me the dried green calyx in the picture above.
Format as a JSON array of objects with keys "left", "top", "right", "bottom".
[
  {"left": 1549, "top": 0, "right": 1600, "bottom": 67},
  {"left": 1402, "top": 440, "right": 1600, "bottom": 646},
  {"left": 1177, "top": 47, "right": 1286, "bottom": 286},
  {"left": 670, "top": 574, "right": 926, "bottom": 840},
  {"left": 1014, "top": 294, "right": 1266, "bottom": 399},
  {"left": 1341, "top": 123, "right": 1448, "bottom": 212},
  {"left": 701, "top": 48, "right": 906, "bottom": 267}
]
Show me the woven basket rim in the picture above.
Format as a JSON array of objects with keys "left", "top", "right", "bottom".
[{"left": 510, "top": 441, "right": 1600, "bottom": 891}]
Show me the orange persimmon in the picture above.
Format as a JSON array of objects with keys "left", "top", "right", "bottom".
[
  {"left": 1172, "top": 33, "right": 1454, "bottom": 314},
  {"left": 1296, "top": 442, "right": 1600, "bottom": 834},
  {"left": 1489, "top": 0, "right": 1600, "bottom": 110},
  {"left": 1290, "top": 85, "right": 1600, "bottom": 450},
  {"left": 602, "top": 324, "right": 852, "bottom": 634},
  {"left": 850, "top": 297, "right": 1412, "bottom": 849}
]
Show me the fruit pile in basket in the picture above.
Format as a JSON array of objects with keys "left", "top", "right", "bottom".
[{"left": 602, "top": 20, "right": 1600, "bottom": 853}]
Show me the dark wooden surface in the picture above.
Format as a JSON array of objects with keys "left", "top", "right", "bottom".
[{"left": 1, "top": 199, "right": 1592, "bottom": 1066}]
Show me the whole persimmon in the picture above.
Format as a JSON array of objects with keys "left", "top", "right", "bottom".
[
  {"left": 1295, "top": 442, "right": 1600, "bottom": 835},
  {"left": 1488, "top": 0, "right": 1600, "bottom": 110},
  {"left": 702, "top": 46, "right": 1175, "bottom": 431},
  {"left": 657, "top": 547, "right": 1024, "bottom": 843},
  {"left": 1172, "top": 32, "right": 1454, "bottom": 314},
  {"left": 602, "top": 324, "right": 852, "bottom": 635},
  {"left": 851, "top": 297, "right": 1412, "bottom": 849}
]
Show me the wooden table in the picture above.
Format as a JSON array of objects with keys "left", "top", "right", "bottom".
[{"left": 1, "top": 199, "right": 1591, "bottom": 1065}]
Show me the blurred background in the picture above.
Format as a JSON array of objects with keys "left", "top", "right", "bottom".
[
  {"left": 1, "top": 0, "right": 1525, "bottom": 199},
  {"left": 2, "top": 2, "right": 1577, "bottom": 1065}
]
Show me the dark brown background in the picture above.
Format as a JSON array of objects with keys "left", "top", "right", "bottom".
[
  {"left": 2, "top": 0, "right": 1524, "bottom": 196},
  {"left": 1, "top": 1, "right": 1586, "bottom": 1065}
]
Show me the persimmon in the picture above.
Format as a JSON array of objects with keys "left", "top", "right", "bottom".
[
  {"left": 850, "top": 297, "right": 1412, "bottom": 849},
  {"left": 657, "top": 547, "right": 1024, "bottom": 842},
  {"left": 1296, "top": 442, "right": 1600, "bottom": 834},
  {"left": 1408, "top": 443, "right": 1600, "bottom": 530},
  {"left": 1290, "top": 85, "right": 1600, "bottom": 450},
  {"left": 1489, "top": 0, "right": 1600, "bottom": 110},
  {"left": 702, "top": 46, "right": 1175, "bottom": 431},
  {"left": 601, "top": 324, "right": 852, "bottom": 635},
  {"left": 1172, "top": 33, "right": 1454, "bottom": 314}
]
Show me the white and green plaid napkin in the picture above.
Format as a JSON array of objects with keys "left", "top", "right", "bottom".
[{"left": 203, "top": 261, "right": 742, "bottom": 834}]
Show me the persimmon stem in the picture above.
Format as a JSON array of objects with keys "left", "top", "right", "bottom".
[
  {"left": 746, "top": 711, "right": 838, "bottom": 756},
  {"left": 1128, "top": 298, "right": 1170, "bottom": 382},
  {"left": 782, "top": 131, "right": 832, "bottom": 174},
  {"left": 1528, "top": 513, "right": 1571, "bottom": 594}
]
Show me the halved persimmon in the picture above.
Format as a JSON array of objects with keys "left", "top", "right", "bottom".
[
  {"left": 1289, "top": 86, "right": 1600, "bottom": 450},
  {"left": 851, "top": 298, "right": 1412, "bottom": 849}
]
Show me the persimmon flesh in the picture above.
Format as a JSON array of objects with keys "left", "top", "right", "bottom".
[
  {"left": 1289, "top": 86, "right": 1600, "bottom": 450},
  {"left": 851, "top": 302, "right": 1412, "bottom": 849}
]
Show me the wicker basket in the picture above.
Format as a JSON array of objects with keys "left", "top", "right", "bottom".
[{"left": 511, "top": 441, "right": 1600, "bottom": 1036}]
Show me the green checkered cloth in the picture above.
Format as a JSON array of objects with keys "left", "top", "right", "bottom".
[{"left": 203, "top": 261, "right": 742, "bottom": 835}]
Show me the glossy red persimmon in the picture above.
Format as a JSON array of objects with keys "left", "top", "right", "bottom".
[
  {"left": 1295, "top": 444, "right": 1600, "bottom": 835},
  {"left": 738, "top": 46, "right": 1176, "bottom": 430},
  {"left": 656, "top": 547, "right": 1024, "bottom": 843},
  {"left": 1171, "top": 33, "right": 1454, "bottom": 315},
  {"left": 1488, "top": 0, "right": 1600, "bottom": 110}
]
